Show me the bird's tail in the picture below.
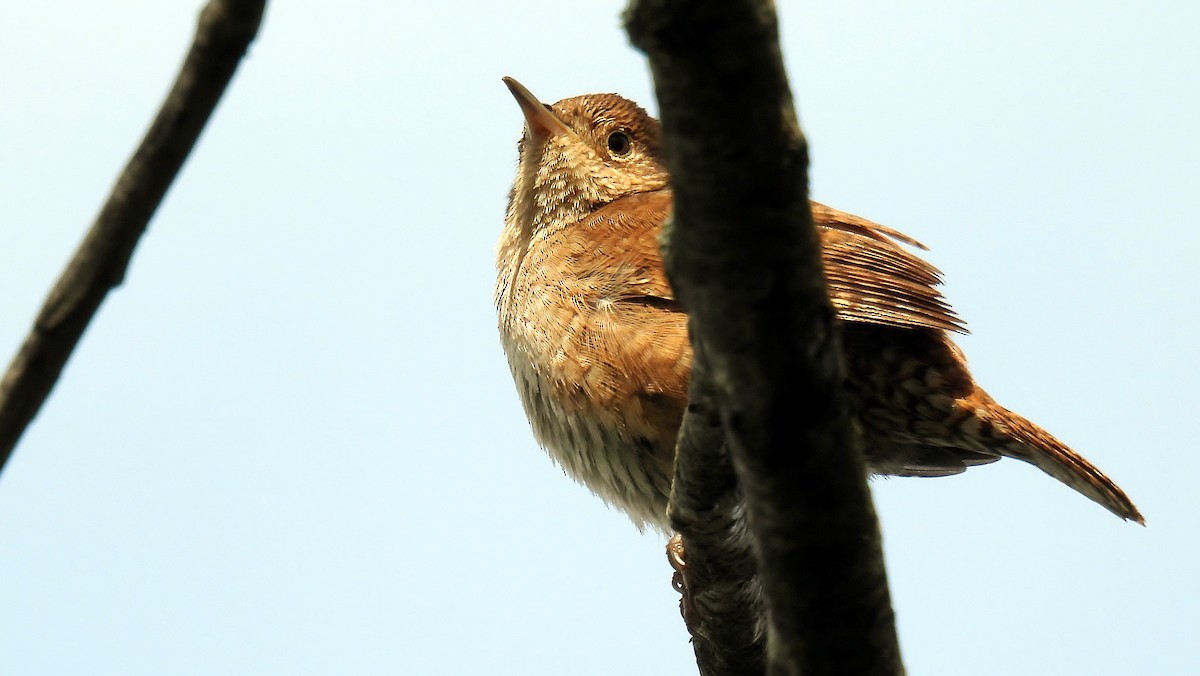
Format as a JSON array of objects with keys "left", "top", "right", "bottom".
[{"left": 965, "top": 392, "right": 1144, "bottom": 524}]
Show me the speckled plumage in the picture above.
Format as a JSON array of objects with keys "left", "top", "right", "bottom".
[{"left": 496, "top": 78, "right": 1143, "bottom": 529}]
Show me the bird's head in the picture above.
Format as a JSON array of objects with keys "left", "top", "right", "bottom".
[{"left": 501, "top": 77, "right": 669, "bottom": 240}]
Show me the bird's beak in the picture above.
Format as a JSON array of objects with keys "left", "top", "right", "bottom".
[{"left": 502, "top": 76, "right": 572, "bottom": 140}]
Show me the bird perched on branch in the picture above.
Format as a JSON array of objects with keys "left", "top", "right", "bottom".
[{"left": 495, "top": 76, "right": 1142, "bottom": 530}]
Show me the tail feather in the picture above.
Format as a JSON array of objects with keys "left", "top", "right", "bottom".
[{"left": 967, "top": 393, "right": 1144, "bottom": 524}]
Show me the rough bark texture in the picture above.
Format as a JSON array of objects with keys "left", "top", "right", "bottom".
[
  {"left": 667, "top": 355, "right": 764, "bottom": 676},
  {"left": 0, "top": 0, "right": 266, "bottom": 472},
  {"left": 625, "top": 2, "right": 905, "bottom": 674}
]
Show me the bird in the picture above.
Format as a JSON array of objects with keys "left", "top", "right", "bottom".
[{"left": 495, "top": 76, "right": 1143, "bottom": 530}]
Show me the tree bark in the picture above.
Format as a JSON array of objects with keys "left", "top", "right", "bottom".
[
  {"left": 625, "top": 2, "right": 905, "bottom": 674},
  {"left": 0, "top": 0, "right": 267, "bottom": 472},
  {"left": 666, "top": 356, "right": 765, "bottom": 675}
]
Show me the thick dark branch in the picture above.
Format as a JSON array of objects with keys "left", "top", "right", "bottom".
[
  {"left": 667, "top": 356, "right": 764, "bottom": 676},
  {"left": 626, "top": 2, "right": 904, "bottom": 675},
  {"left": 0, "top": 0, "right": 266, "bottom": 472}
]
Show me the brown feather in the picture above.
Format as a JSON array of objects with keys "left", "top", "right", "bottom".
[{"left": 496, "top": 84, "right": 1143, "bottom": 528}]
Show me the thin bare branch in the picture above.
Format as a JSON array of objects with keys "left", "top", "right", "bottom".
[{"left": 0, "top": 0, "right": 267, "bottom": 472}]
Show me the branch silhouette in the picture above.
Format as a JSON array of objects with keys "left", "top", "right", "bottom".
[
  {"left": 626, "top": 1, "right": 905, "bottom": 674},
  {"left": 0, "top": 0, "right": 266, "bottom": 473}
]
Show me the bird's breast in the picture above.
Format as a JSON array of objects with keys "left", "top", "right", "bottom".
[{"left": 496, "top": 235, "right": 681, "bottom": 529}]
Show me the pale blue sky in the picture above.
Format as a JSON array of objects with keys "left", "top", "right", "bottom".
[{"left": 1, "top": 1, "right": 1196, "bottom": 674}]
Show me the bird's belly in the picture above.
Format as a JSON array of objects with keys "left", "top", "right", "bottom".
[{"left": 500, "top": 331, "right": 673, "bottom": 530}]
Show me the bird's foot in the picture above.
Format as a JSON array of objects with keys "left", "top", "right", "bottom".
[{"left": 666, "top": 533, "right": 698, "bottom": 631}]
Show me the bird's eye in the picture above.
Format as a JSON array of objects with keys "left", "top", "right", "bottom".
[{"left": 607, "top": 131, "right": 632, "bottom": 156}]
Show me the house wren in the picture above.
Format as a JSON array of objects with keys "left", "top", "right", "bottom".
[{"left": 495, "top": 77, "right": 1143, "bottom": 529}]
